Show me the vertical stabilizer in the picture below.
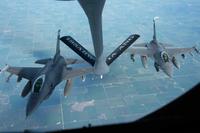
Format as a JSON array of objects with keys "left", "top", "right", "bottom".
[
  {"left": 56, "top": 29, "right": 61, "bottom": 55},
  {"left": 153, "top": 17, "right": 159, "bottom": 41},
  {"left": 53, "top": 29, "right": 61, "bottom": 64}
]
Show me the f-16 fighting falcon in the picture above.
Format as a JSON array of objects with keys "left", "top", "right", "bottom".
[
  {"left": 126, "top": 17, "right": 200, "bottom": 77},
  {"left": 56, "top": 0, "right": 140, "bottom": 77},
  {"left": 0, "top": 30, "right": 94, "bottom": 117}
]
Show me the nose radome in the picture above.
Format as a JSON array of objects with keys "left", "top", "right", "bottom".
[
  {"left": 163, "top": 63, "right": 173, "bottom": 78},
  {"left": 165, "top": 69, "right": 173, "bottom": 78},
  {"left": 26, "top": 93, "right": 40, "bottom": 118}
]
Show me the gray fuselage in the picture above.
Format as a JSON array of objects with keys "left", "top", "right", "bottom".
[
  {"left": 26, "top": 55, "right": 66, "bottom": 117},
  {"left": 147, "top": 39, "right": 173, "bottom": 77}
]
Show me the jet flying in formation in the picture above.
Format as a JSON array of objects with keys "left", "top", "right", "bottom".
[
  {"left": 126, "top": 17, "right": 200, "bottom": 77},
  {"left": 0, "top": 30, "right": 94, "bottom": 117}
]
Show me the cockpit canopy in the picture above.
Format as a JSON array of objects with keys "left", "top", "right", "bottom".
[
  {"left": 33, "top": 75, "right": 45, "bottom": 93},
  {"left": 160, "top": 51, "right": 169, "bottom": 63},
  {"left": 150, "top": 39, "right": 157, "bottom": 45}
]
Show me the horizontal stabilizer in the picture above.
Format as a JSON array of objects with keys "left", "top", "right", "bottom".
[
  {"left": 106, "top": 34, "right": 140, "bottom": 65},
  {"left": 133, "top": 43, "right": 148, "bottom": 47},
  {"left": 60, "top": 36, "right": 96, "bottom": 66},
  {"left": 65, "top": 58, "right": 85, "bottom": 65},
  {"left": 35, "top": 58, "right": 52, "bottom": 65}
]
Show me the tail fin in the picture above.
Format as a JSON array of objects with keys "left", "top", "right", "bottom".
[
  {"left": 153, "top": 17, "right": 159, "bottom": 41},
  {"left": 56, "top": 29, "right": 61, "bottom": 55},
  {"left": 60, "top": 36, "right": 96, "bottom": 66},
  {"left": 106, "top": 34, "right": 140, "bottom": 65}
]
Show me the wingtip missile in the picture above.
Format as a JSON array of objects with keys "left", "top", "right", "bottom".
[
  {"left": 194, "top": 46, "right": 200, "bottom": 54},
  {"left": 0, "top": 64, "right": 9, "bottom": 74}
]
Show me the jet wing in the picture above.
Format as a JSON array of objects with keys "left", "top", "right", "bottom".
[
  {"left": 2, "top": 66, "right": 42, "bottom": 80},
  {"left": 133, "top": 42, "right": 173, "bottom": 47},
  {"left": 126, "top": 47, "right": 153, "bottom": 57},
  {"left": 35, "top": 58, "right": 85, "bottom": 65},
  {"left": 65, "top": 58, "right": 85, "bottom": 65},
  {"left": 133, "top": 43, "right": 148, "bottom": 47},
  {"left": 165, "top": 46, "right": 199, "bottom": 57},
  {"left": 62, "top": 67, "right": 94, "bottom": 80},
  {"left": 159, "top": 42, "right": 174, "bottom": 47}
]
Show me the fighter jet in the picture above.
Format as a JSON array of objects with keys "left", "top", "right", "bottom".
[
  {"left": 126, "top": 17, "right": 200, "bottom": 77},
  {"left": 56, "top": 0, "right": 116, "bottom": 75},
  {"left": 0, "top": 30, "right": 94, "bottom": 117}
]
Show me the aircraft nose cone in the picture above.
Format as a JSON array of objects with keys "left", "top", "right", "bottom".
[
  {"left": 163, "top": 62, "right": 173, "bottom": 78},
  {"left": 26, "top": 93, "right": 40, "bottom": 118},
  {"left": 165, "top": 69, "right": 173, "bottom": 78}
]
